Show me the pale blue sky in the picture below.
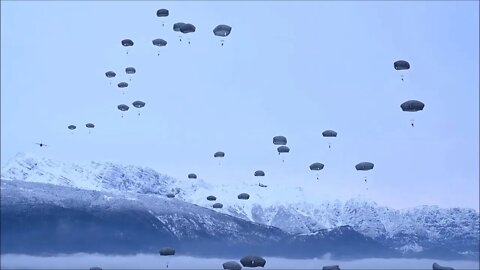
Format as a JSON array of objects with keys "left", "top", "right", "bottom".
[{"left": 1, "top": 1, "right": 478, "bottom": 210}]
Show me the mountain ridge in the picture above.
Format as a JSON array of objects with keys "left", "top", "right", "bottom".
[{"left": 1, "top": 152, "right": 478, "bottom": 259}]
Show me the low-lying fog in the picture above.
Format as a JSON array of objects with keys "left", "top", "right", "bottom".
[{"left": 1, "top": 253, "right": 479, "bottom": 269}]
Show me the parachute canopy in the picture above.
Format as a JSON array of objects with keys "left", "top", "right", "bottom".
[
  {"left": 121, "top": 39, "right": 134, "bottom": 47},
  {"left": 156, "top": 9, "right": 169, "bottom": 17},
  {"left": 254, "top": 170, "right": 265, "bottom": 177},
  {"left": 213, "top": 203, "right": 223, "bottom": 209},
  {"left": 259, "top": 183, "right": 268, "bottom": 188},
  {"left": 322, "top": 130, "right": 337, "bottom": 137},
  {"left": 105, "top": 71, "right": 116, "bottom": 78},
  {"left": 223, "top": 261, "right": 242, "bottom": 270},
  {"left": 68, "top": 125, "right": 76, "bottom": 130},
  {"left": 310, "top": 162, "right": 325, "bottom": 171},
  {"left": 213, "top": 24, "right": 232, "bottom": 37},
  {"left": 132, "top": 101, "right": 145, "bottom": 108},
  {"left": 90, "top": 267, "right": 103, "bottom": 270},
  {"left": 118, "top": 82, "right": 128, "bottom": 88},
  {"left": 180, "top": 23, "right": 196, "bottom": 34},
  {"left": 173, "top": 22, "right": 186, "bottom": 32},
  {"left": 322, "top": 266, "right": 341, "bottom": 270},
  {"left": 240, "top": 256, "right": 266, "bottom": 268},
  {"left": 394, "top": 60, "right": 410, "bottom": 70},
  {"left": 238, "top": 193, "right": 250, "bottom": 200},
  {"left": 277, "top": 146, "right": 290, "bottom": 154},
  {"left": 166, "top": 193, "right": 175, "bottom": 198},
  {"left": 152, "top": 38, "right": 167, "bottom": 47},
  {"left": 86, "top": 123, "right": 95, "bottom": 128},
  {"left": 118, "top": 104, "right": 129, "bottom": 112},
  {"left": 273, "top": 136, "right": 287, "bottom": 145},
  {"left": 214, "top": 151, "right": 225, "bottom": 158},
  {"left": 159, "top": 247, "right": 175, "bottom": 256},
  {"left": 125, "top": 67, "right": 136, "bottom": 74},
  {"left": 355, "top": 162, "right": 374, "bottom": 171},
  {"left": 401, "top": 100, "right": 425, "bottom": 112},
  {"left": 188, "top": 173, "right": 197, "bottom": 179},
  {"left": 207, "top": 195, "right": 217, "bottom": 201}
]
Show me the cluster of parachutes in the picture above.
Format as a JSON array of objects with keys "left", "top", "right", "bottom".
[
  {"left": 158, "top": 248, "right": 267, "bottom": 269},
  {"left": 94, "top": 8, "right": 232, "bottom": 124},
  {"left": 394, "top": 60, "right": 425, "bottom": 127},
  {"left": 66, "top": 123, "right": 95, "bottom": 134}
]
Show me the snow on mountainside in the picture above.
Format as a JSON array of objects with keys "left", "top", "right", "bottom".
[{"left": 2, "top": 152, "right": 479, "bottom": 254}]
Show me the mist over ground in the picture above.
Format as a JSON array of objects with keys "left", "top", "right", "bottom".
[{"left": 1, "top": 253, "right": 479, "bottom": 269}]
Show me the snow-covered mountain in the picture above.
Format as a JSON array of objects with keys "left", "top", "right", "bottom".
[
  {"left": 1, "top": 152, "right": 479, "bottom": 258},
  {"left": 1, "top": 180, "right": 396, "bottom": 259}
]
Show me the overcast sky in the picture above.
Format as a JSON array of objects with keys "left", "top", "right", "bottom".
[{"left": 1, "top": 1, "right": 478, "bottom": 210}]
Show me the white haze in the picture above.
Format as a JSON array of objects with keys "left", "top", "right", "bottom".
[{"left": 1, "top": 254, "right": 479, "bottom": 270}]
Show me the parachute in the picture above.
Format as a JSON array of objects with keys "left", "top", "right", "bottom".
[
  {"left": 214, "top": 151, "right": 225, "bottom": 158},
  {"left": 273, "top": 136, "right": 287, "bottom": 145},
  {"left": 277, "top": 146, "right": 290, "bottom": 162},
  {"left": 258, "top": 183, "right": 268, "bottom": 188},
  {"left": 86, "top": 123, "right": 95, "bottom": 134},
  {"left": 173, "top": 22, "right": 186, "bottom": 32},
  {"left": 152, "top": 38, "right": 167, "bottom": 46},
  {"left": 159, "top": 247, "right": 175, "bottom": 269},
  {"left": 213, "top": 203, "right": 223, "bottom": 209},
  {"left": 277, "top": 146, "right": 290, "bottom": 154},
  {"left": 90, "top": 267, "right": 102, "bottom": 270},
  {"left": 254, "top": 170, "right": 265, "bottom": 177},
  {"left": 105, "top": 71, "right": 116, "bottom": 85},
  {"left": 394, "top": 60, "right": 410, "bottom": 81},
  {"left": 237, "top": 193, "right": 250, "bottom": 200},
  {"left": 322, "top": 266, "right": 341, "bottom": 270},
  {"left": 355, "top": 162, "right": 374, "bottom": 183},
  {"left": 179, "top": 23, "right": 196, "bottom": 44},
  {"left": 213, "top": 24, "right": 232, "bottom": 46},
  {"left": 156, "top": 8, "right": 169, "bottom": 27},
  {"left": 401, "top": 100, "right": 425, "bottom": 127},
  {"left": 401, "top": 100, "right": 425, "bottom": 112},
  {"left": 322, "top": 130, "right": 337, "bottom": 149},
  {"left": 117, "top": 104, "right": 129, "bottom": 118},
  {"left": 310, "top": 162, "right": 325, "bottom": 170},
  {"left": 394, "top": 60, "right": 410, "bottom": 70},
  {"left": 67, "top": 125, "right": 76, "bottom": 130},
  {"left": 240, "top": 256, "right": 266, "bottom": 268},
  {"left": 117, "top": 82, "right": 128, "bottom": 95},
  {"left": 355, "top": 162, "right": 374, "bottom": 171},
  {"left": 223, "top": 261, "right": 242, "bottom": 270},
  {"left": 125, "top": 67, "right": 136, "bottom": 81},
  {"left": 214, "top": 151, "right": 225, "bottom": 166},
  {"left": 166, "top": 193, "right": 175, "bottom": 198},
  {"left": 152, "top": 38, "right": 167, "bottom": 55},
  {"left": 125, "top": 67, "right": 136, "bottom": 74},
  {"left": 132, "top": 101, "right": 146, "bottom": 116},
  {"left": 173, "top": 22, "right": 186, "bottom": 42},
  {"left": 121, "top": 39, "right": 134, "bottom": 54},
  {"left": 118, "top": 82, "right": 128, "bottom": 88},
  {"left": 207, "top": 195, "right": 217, "bottom": 201},
  {"left": 156, "top": 9, "right": 169, "bottom": 17},
  {"left": 188, "top": 173, "right": 197, "bottom": 179},
  {"left": 180, "top": 23, "right": 196, "bottom": 34},
  {"left": 310, "top": 162, "right": 325, "bottom": 180},
  {"left": 105, "top": 71, "right": 116, "bottom": 78}
]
